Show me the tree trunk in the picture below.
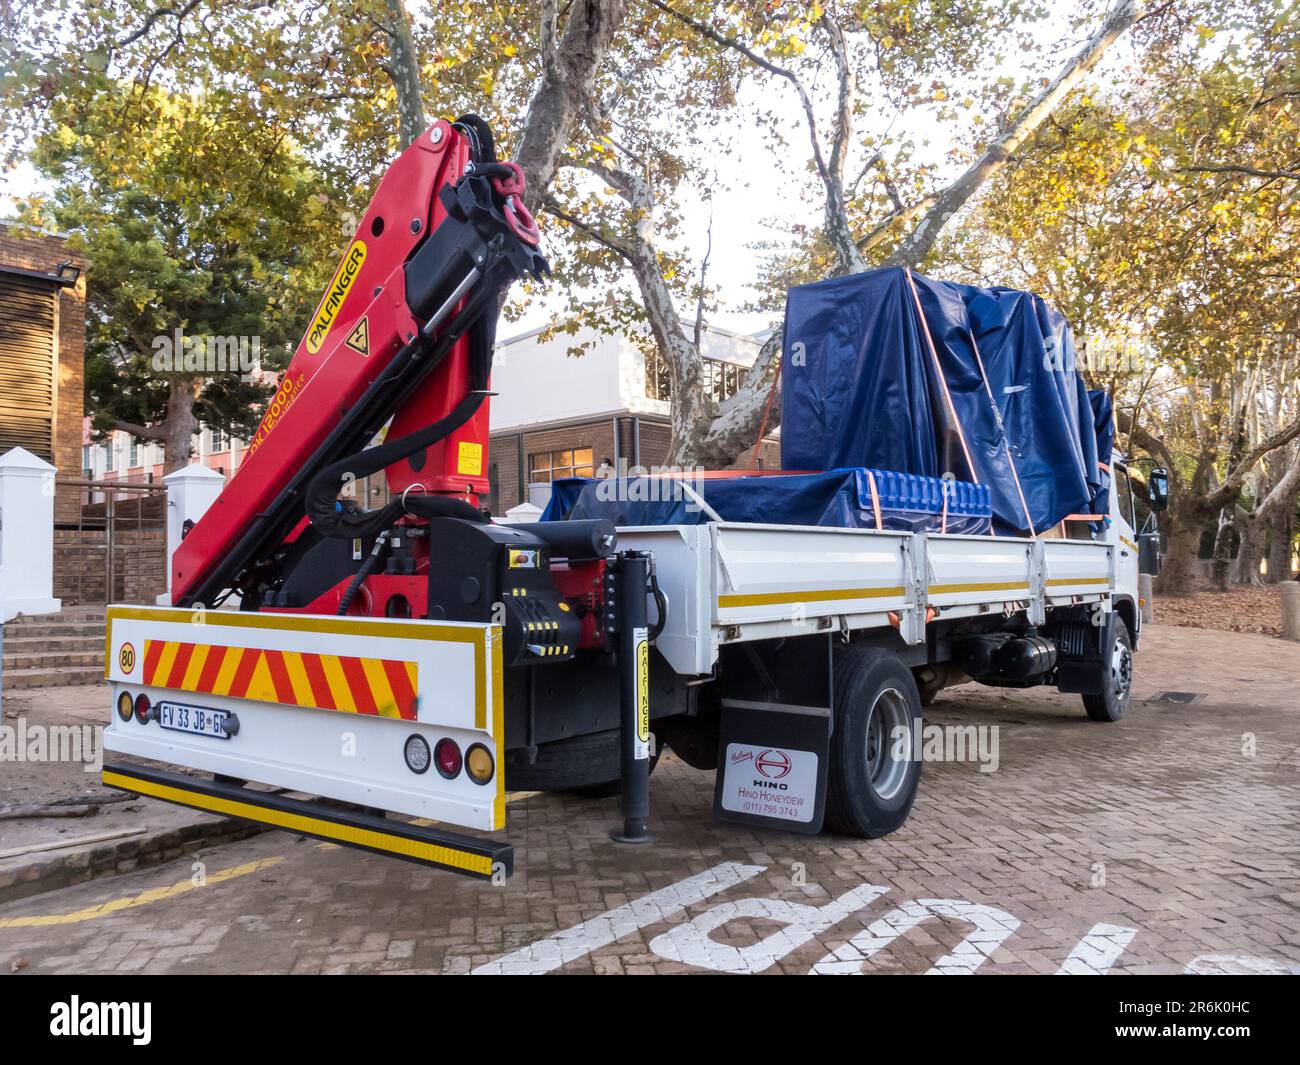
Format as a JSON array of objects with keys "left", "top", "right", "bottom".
[
  {"left": 1210, "top": 512, "right": 1236, "bottom": 590},
  {"left": 386, "top": 0, "right": 427, "bottom": 149},
  {"left": 1266, "top": 505, "right": 1294, "bottom": 582},
  {"left": 162, "top": 376, "right": 203, "bottom": 474},
  {"left": 1155, "top": 501, "right": 1206, "bottom": 596},
  {"left": 1231, "top": 513, "right": 1266, "bottom": 586},
  {"left": 513, "top": 0, "right": 627, "bottom": 218}
]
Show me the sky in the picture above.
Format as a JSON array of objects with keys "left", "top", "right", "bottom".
[{"left": 0, "top": 2, "right": 1129, "bottom": 340}]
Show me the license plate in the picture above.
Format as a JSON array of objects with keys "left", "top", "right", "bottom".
[{"left": 157, "top": 701, "right": 230, "bottom": 740}]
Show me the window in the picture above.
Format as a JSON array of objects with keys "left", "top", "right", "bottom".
[
  {"left": 82, "top": 445, "right": 90, "bottom": 476},
  {"left": 129, "top": 437, "right": 139, "bottom": 468},
  {"left": 1115, "top": 463, "right": 1136, "bottom": 528},
  {"left": 210, "top": 426, "right": 229, "bottom": 452},
  {"left": 645, "top": 350, "right": 673, "bottom": 402},
  {"left": 704, "top": 359, "right": 742, "bottom": 402},
  {"left": 529, "top": 447, "right": 594, "bottom": 484},
  {"left": 644, "top": 351, "right": 744, "bottom": 403}
]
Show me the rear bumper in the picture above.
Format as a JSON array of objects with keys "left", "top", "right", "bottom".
[{"left": 103, "top": 762, "right": 512, "bottom": 880}]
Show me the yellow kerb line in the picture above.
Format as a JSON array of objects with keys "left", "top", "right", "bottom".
[{"left": 0, "top": 857, "right": 284, "bottom": 929}]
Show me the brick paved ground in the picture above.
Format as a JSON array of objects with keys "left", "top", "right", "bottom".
[{"left": 1, "top": 624, "right": 1297, "bottom": 975}]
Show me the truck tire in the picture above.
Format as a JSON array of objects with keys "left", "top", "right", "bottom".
[
  {"left": 504, "top": 728, "right": 658, "bottom": 794},
  {"left": 1082, "top": 617, "right": 1133, "bottom": 722},
  {"left": 568, "top": 752, "right": 660, "bottom": 798},
  {"left": 824, "top": 644, "right": 923, "bottom": 838}
]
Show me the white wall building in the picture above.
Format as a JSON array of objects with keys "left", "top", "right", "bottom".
[{"left": 487, "top": 317, "right": 773, "bottom": 513}]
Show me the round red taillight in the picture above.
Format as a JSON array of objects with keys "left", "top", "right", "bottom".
[
  {"left": 134, "top": 693, "right": 152, "bottom": 724},
  {"left": 434, "top": 738, "right": 462, "bottom": 779}
]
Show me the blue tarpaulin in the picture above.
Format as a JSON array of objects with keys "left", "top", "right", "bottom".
[
  {"left": 781, "top": 267, "right": 1108, "bottom": 534},
  {"left": 539, "top": 469, "right": 991, "bottom": 535},
  {"left": 1088, "top": 389, "right": 1115, "bottom": 520}
]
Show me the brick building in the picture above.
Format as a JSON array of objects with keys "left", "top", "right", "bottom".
[
  {"left": 83, "top": 421, "right": 248, "bottom": 485},
  {"left": 0, "top": 222, "right": 87, "bottom": 520},
  {"left": 488, "top": 319, "right": 775, "bottom": 514}
]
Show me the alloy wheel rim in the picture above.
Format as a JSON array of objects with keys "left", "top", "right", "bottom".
[{"left": 865, "top": 687, "right": 911, "bottom": 801}]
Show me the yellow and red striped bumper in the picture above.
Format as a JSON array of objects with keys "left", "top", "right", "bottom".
[{"left": 141, "top": 638, "right": 419, "bottom": 720}]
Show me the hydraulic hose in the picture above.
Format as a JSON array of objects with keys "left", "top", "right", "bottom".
[
  {"left": 336, "top": 529, "right": 392, "bottom": 616},
  {"left": 305, "top": 390, "right": 489, "bottom": 538}
]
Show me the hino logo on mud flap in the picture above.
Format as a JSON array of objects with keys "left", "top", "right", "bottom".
[{"left": 755, "top": 749, "right": 792, "bottom": 780}]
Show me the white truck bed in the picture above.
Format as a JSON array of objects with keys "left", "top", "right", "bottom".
[{"left": 615, "top": 523, "right": 1118, "bottom": 677}]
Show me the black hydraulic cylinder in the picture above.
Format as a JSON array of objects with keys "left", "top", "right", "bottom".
[
  {"left": 510, "top": 519, "right": 617, "bottom": 560},
  {"left": 610, "top": 551, "right": 654, "bottom": 844}
]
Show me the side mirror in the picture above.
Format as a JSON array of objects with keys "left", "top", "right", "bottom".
[{"left": 1148, "top": 467, "right": 1169, "bottom": 512}]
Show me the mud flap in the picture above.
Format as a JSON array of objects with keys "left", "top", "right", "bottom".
[
  {"left": 712, "top": 700, "right": 831, "bottom": 834},
  {"left": 1054, "top": 610, "right": 1117, "bottom": 695}
]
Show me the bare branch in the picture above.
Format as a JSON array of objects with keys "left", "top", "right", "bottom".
[
  {"left": 114, "top": 0, "right": 203, "bottom": 50},
  {"left": 513, "top": 0, "right": 628, "bottom": 217},
  {"left": 651, "top": 0, "right": 862, "bottom": 274},
  {"left": 885, "top": 0, "right": 1145, "bottom": 268},
  {"left": 693, "top": 205, "right": 713, "bottom": 349},
  {"left": 1205, "top": 410, "right": 1300, "bottom": 511},
  {"left": 1179, "top": 164, "right": 1300, "bottom": 182},
  {"left": 542, "top": 194, "right": 635, "bottom": 260},
  {"left": 111, "top": 419, "right": 169, "bottom": 443}
]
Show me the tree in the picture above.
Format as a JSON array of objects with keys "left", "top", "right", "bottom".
[
  {"left": 3, "top": 0, "right": 616, "bottom": 468},
  {"left": 541, "top": 0, "right": 1151, "bottom": 466},
  {"left": 26, "top": 83, "right": 344, "bottom": 470},
  {"left": 942, "top": 0, "right": 1300, "bottom": 589}
]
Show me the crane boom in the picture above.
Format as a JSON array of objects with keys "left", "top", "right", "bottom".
[{"left": 171, "top": 115, "right": 546, "bottom": 610}]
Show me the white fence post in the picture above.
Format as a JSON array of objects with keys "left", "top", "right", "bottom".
[
  {"left": 1281, "top": 581, "right": 1300, "bottom": 643},
  {"left": 0, "top": 447, "right": 61, "bottom": 623},
  {"left": 158, "top": 464, "right": 225, "bottom": 605}
]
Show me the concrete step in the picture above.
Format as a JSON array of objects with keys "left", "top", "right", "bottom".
[
  {"left": 1, "top": 666, "right": 104, "bottom": 690},
  {"left": 3, "top": 634, "right": 104, "bottom": 653},
  {"left": 4, "top": 650, "right": 104, "bottom": 670},
  {"left": 6, "top": 609, "right": 105, "bottom": 625},
  {"left": 2, "top": 622, "right": 107, "bottom": 639}
]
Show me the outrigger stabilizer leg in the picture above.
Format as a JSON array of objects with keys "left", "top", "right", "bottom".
[{"left": 607, "top": 551, "right": 655, "bottom": 844}]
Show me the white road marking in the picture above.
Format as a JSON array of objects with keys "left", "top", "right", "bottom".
[
  {"left": 649, "top": 884, "right": 890, "bottom": 974},
  {"left": 1056, "top": 923, "right": 1137, "bottom": 974},
  {"left": 1184, "top": 954, "right": 1300, "bottom": 975},
  {"left": 472, "top": 861, "right": 765, "bottom": 975},
  {"left": 810, "top": 899, "right": 1020, "bottom": 975}
]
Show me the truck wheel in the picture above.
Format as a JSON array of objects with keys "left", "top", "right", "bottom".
[
  {"left": 1082, "top": 617, "right": 1133, "bottom": 722},
  {"left": 569, "top": 752, "right": 660, "bottom": 798},
  {"left": 824, "top": 645, "right": 923, "bottom": 838},
  {"left": 504, "top": 729, "right": 659, "bottom": 794}
]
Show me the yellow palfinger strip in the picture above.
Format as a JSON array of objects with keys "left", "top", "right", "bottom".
[{"left": 319, "top": 655, "right": 356, "bottom": 713}]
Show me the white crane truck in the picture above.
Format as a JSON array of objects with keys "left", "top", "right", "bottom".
[{"left": 100, "top": 117, "right": 1168, "bottom": 879}]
